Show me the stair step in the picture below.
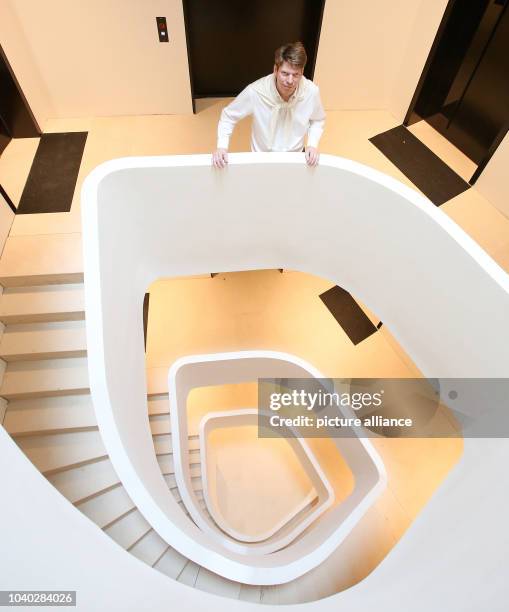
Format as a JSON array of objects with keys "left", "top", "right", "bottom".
[
  {"left": 129, "top": 529, "right": 168, "bottom": 566},
  {"left": 153, "top": 435, "right": 172, "bottom": 456},
  {"left": 163, "top": 473, "right": 203, "bottom": 493},
  {"left": 163, "top": 473, "right": 177, "bottom": 489},
  {"left": 197, "top": 497, "right": 208, "bottom": 511},
  {"left": 195, "top": 568, "right": 241, "bottom": 599},
  {"left": 190, "top": 476, "right": 203, "bottom": 491},
  {"left": 15, "top": 429, "right": 106, "bottom": 475},
  {"left": 166, "top": 494, "right": 192, "bottom": 520},
  {"left": 147, "top": 397, "right": 169, "bottom": 415},
  {"left": 46, "top": 457, "right": 120, "bottom": 504},
  {"left": 177, "top": 561, "right": 200, "bottom": 587},
  {"left": 170, "top": 485, "right": 204, "bottom": 506},
  {"left": 0, "top": 357, "right": 89, "bottom": 400},
  {"left": 261, "top": 586, "right": 282, "bottom": 605},
  {"left": 104, "top": 509, "right": 151, "bottom": 550},
  {"left": 0, "top": 284, "right": 84, "bottom": 324},
  {"left": 171, "top": 488, "right": 182, "bottom": 504},
  {"left": 177, "top": 499, "right": 189, "bottom": 513},
  {"left": 76, "top": 485, "right": 135, "bottom": 529},
  {"left": 239, "top": 585, "right": 263, "bottom": 603},
  {"left": 0, "top": 359, "right": 169, "bottom": 400},
  {"left": 152, "top": 434, "right": 200, "bottom": 456},
  {"left": 149, "top": 413, "right": 170, "bottom": 435},
  {"left": 156, "top": 454, "right": 175, "bottom": 474},
  {"left": 146, "top": 397, "right": 170, "bottom": 416},
  {"left": 4, "top": 394, "right": 165, "bottom": 436},
  {"left": 3, "top": 394, "right": 97, "bottom": 436},
  {"left": 153, "top": 546, "right": 188, "bottom": 579},
  {"left": 0, "top": 234, "right": 83, "bottom": 287},
  {"left": 157, "top": 454, "right": 202, "bottom": 477},
  {"left": 0, "top": 321, "right": 86, "bottom": 361}
]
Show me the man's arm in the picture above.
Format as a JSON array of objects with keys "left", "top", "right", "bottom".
[
  {"left": 305, "top": 89, "right": 326, "bottom": 167},
  {"left": 213, "top": 86, "right": 253, "bottom": 168}
]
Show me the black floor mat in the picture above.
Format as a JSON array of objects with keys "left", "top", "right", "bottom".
[
  {"left": 369, "top": 125, "right": 470, "bottom": 206},
  {"left": 17, "top": 132, "right": 88, "bottom": 214},
  {"left": 319, "top": 286, "right": 378, "bottom": 346}
]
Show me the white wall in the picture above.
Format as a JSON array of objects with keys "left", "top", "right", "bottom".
[
  {"left": 387, "top": 0, "right": 450, "bottom": 121},
  {"left": 0, "top": 1, "right": 54, "bottom": 126},
  {"left": 474, "top": 132, "right": 509, "bottom": 219},
  {"left": 0, "top": 0, "right": 192, "bottom": 124},
  {"left": 314, "top": 0, "right": 448, "bottom": 120}
]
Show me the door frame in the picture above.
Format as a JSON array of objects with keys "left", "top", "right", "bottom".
[
  {"left": 182, "top": 0, "right": 326, "bottom": 112},
  {"left": 0, "top": 44, "right": 42, "bottom": 137},
  {"left": 403, "top": 0, "right": 509, "bottom": 183}
]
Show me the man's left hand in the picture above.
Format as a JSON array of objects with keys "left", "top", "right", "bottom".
[{"left": 305, "top": 146, "right": 320, "bottom": 167}]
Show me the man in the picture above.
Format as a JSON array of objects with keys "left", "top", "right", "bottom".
[{"left": 212, "top": 42, "right": 325, "bottom": 168}]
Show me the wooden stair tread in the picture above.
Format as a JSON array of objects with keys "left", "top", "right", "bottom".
[
  {"left": 129, "top": 530, "right": 168, "bottom": 566},
  {"left": 153, "top": 545, "right": 188, "bottom": 579},
  {"left": 77, "top": 485, "right": 135, "bottom": 529},
  {"left": 0, "top": 320, "right": 86, "bottom": 361},
  {"left": 16, "top": 429, "right": 106, "bottom": 474},
  {"left": 1, "top": 360, "right": 170, "bottom": 400},
  {"left": 0, "top": 234, "right": 83, "bottom": 287},
  {"left": 104, "top": 509, "right": 151, "bottom": 550},
  {"left": 4, "top": 394, "right": 97, "bottom": 436},
  {"left": 0, "top": 284, "right": 84, "bottom": 324},
  {"left": 47, "top": 457, "right": 120, "bottom": 504}
]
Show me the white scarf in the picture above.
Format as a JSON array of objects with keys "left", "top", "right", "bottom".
[{"left": 251, "top": 73, "right": 309, "bottom": 151}]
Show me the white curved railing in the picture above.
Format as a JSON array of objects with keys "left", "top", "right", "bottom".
[
  {"left": 199, "top": 408, "right": 330, "bottom": 545},
  {"left": 169, "top": 351, "right": 377, "bottom": 565},
  {"left": 80, "top": 153, "right": 509, "bottom": 588}
]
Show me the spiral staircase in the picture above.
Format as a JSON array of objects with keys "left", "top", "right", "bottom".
[
  {"left": 1, "top": 153, "right": 508, "bottom": 611},
  {"left": 0, "top": 278, "right": 254, "bottom": 600},
  {"left": 0, "top": 270, "right": 385, "bottom": 603}
]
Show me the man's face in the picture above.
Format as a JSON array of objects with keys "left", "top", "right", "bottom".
[{"left": 274, "top": 61, "right": 303, "bottom": 99}]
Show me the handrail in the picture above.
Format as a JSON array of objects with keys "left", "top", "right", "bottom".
[
  {"left": 169, "top": 352, "right": 373, "bottom": 561},
  {"left": 199, "top": 408, "right": 329, "bottom": 544}
]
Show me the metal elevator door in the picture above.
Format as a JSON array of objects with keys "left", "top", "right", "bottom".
[
  {"left": 0, "top": 47, "right": 40, "bottom": 155},
  {"left": 183, "top": 0, "right": 325, "bottom": 99},
  {"left": 407, "top": 0, "right": 509, "bottom": 165},
  {"left": 436, "top": 1, "right": 509, "bottom": 163}
]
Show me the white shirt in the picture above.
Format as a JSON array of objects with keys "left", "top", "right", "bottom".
[{"left": 217, "top": 74, "right": 325, "bottom": 152}]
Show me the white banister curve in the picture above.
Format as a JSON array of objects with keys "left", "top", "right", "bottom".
[{"left": 81, "top": 153, "right": 509, "bottom": 586}]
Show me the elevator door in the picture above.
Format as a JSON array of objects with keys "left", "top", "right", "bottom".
[
  {"left": 0, "top": 47, "right": 40, "bottom": 154},
  {"left": 437, "top": 1, "right": 509, "bottom": 163},
  {"left": 407, "top": 0, "right": 509, "bottom": 165},
  {"left": 183, "top": 0, "right": 325, "bottom": 98},
  {"left": 0, "top": 117, "right": 9, "bottom": 156}
]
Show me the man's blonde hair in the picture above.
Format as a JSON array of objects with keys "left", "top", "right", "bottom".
[{"left": 274, "top": 42, "right": 307, "bottom": 70}]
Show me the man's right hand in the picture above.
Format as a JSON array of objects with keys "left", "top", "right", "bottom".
[{"left": 212, "top": 148, "right": 229, "bottom": 169}]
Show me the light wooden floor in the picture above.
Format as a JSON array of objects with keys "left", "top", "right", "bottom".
[{"left": 0, "top": 103, "right": 508, "bottom": 273}]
